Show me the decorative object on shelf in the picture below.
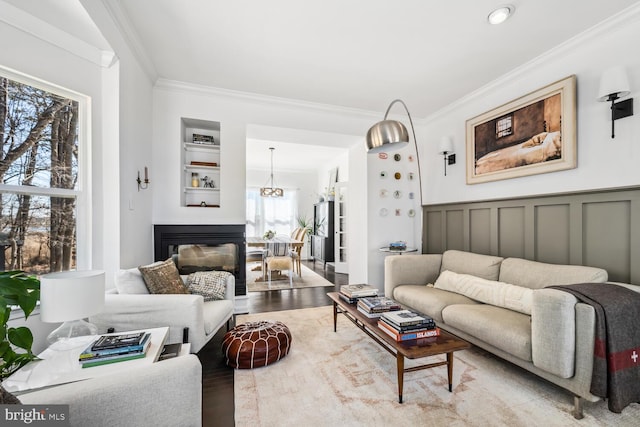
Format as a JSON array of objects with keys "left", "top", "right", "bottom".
[
  {"left": 408, "top": 172, "right": 415, "bottom": 181},
  {"left": 438, "top": 137, "right": 456, "bottom": 176},
  {"left": 366, "top": 99, "right": 422, "bottom": 205},
  {"left": 409, "top": 192, "right": 415, "bottom": 199},
  {"left": 0, "top": 271, "right": 40, "bottom": 379},
  {"left": 597, "top": 66, "right": 634, "bottom": 139},
  {"left": 201, "top": 176, "right": 215, "bottom": 188},
  {"left": 393, "top": 190, "right": 402, "bottom": 199},
  {"left": 260, "top": 147, "right": 284, "bottom": 197},
  {"left": 393, "top": 153, "right": 401, "bottom": 161},
  {"left": 136, "top": 166, "right": 150, "bottom": 191},
  {"left": 408, "top": 209, "right": 416, "bottom": 217},
  {"left": 395, "top": 209, "right": 401, "bottom": 216},
  {"left": 378, "top": 152, "right": 388, "bottom": 159},
  {"left": 190, "top": 161, "right": 217, "bottom": 167},
  {"left": 394, "top": 172, "right": 401, "bottom": 180},
  {"left": 263, "top": 230, "right": 275, "bottom": 240},
  {"left": 379, "top": 208, "right": 388, "bottom": 217},
  {"left": 40, "top": 270, "right": 105, "bottom": 347},
  {"left": 379, "top": 189, "right": 388, "bottom": 198},
  {"left": 380, "top": 171, "right": 387, "bottom": 178},
  {"left": 191, "top": 172, "right": 200, "bottom": 187},
  {"left": 192, "top": 133, "right": 215, "bottom": 144},
  {"left": 466, "top": 75, "right": 576, "bottom": 184}
]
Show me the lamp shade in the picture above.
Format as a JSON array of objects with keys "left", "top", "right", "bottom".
[
  {"left": 439, "top": 137, "right": 454, "bottom": 154},
  {"left": 597, "top": 66, "right": 631, "bottom": 101},
  {"left": 40, "top": 270, "right": 105, "bottom": 323},
  {"left": 366, "top": 120, "right": 410, "bottom": 153}
]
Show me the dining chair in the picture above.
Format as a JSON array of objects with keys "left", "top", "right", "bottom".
[
  {"left": 290, "top": 227, "right": 308, "bottom": 276},
  {"left": 263, "top": 241, "right": 294, "bottom": 287}
]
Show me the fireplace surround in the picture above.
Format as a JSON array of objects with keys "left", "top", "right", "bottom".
[{"left": 153, "top": 224, "right": 246, "bottom": 295}]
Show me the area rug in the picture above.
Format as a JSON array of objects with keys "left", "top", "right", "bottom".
[
  {"left": 246, "top": 264, "right": 334, "bottom": 292},
  {"left": 234, "top": 306, "right": 640, "bottom": 427}
]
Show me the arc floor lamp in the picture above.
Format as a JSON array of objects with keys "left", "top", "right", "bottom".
[{"left": 365, "top": 99, "right": 423, "bottom": 204}]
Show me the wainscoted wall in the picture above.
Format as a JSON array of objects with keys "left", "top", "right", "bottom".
[{"left": 423, "top": 186, "right": 640, "bottom": 285}]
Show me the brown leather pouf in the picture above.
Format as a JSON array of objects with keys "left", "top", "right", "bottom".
[{"left": 222, "top": 320, "right": 292, "bottom": 369}]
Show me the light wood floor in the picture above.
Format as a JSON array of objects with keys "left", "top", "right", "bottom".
[{"left": 198, "top": 260, "right": 349, "bottom": 427}]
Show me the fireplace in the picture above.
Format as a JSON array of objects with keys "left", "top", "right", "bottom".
[{"left": 153, "top": 224, "right": 246, "bottom": 295}]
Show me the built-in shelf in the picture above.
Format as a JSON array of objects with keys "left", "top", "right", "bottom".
[{"left": 181, "top": 118, "right": 221, "bottom": 207}]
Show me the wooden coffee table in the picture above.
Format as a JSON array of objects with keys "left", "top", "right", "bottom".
[{"left": 328, "top": 291, "right": 471, "bottom": 403}]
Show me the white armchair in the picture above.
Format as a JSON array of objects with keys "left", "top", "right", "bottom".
[{"left": 89, "top": 268, "right": 235, "bottom": 353}]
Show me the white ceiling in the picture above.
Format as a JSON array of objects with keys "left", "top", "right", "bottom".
[{"left": 6, "top": 0, "right": 639, "bottom": 171}]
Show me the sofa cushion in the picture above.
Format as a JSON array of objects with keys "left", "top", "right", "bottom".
[
  {"left": 441, "top": 250, "right": 503, "bottom": 281},
  {"left": 138, "top": 259, "right": 190, "bottom": 295},
  {"left": 434, "top": 270, "right": 533, "bottom": 315},
  {"left": 498, "top": 257, "right": 608, "bottom": 290},
  {"left": 186, "top": 271, "right": 230, "bottom": 301},
  {"left": 392, "top": 285, "right": 480, "bottom": 323},
  {"left": 442, "top": 304, "right": 532, "bottom": 362},
  {"left": 115, "top": 268, "right": 150, "bottom": 295}
]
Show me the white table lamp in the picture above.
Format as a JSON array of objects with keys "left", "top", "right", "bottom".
[{"left": 40, "top": 270, "right": 105, "bottom": 345}]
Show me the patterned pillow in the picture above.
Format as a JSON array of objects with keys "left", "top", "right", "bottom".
[
  {"left": 186, "top": 270, "right": 230, "bottom": 301},
  {"left": 138, "top": 259, "right": 190, "bottom": 294}
]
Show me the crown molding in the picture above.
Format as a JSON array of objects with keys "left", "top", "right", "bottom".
[
  {"left": 155, "top": 78, "right": 381, "bottom": 119},
  {"left": 425, "top": 2, "right": 640, "bottom": 123},
  {"left": 0, "top": 0, "right": 115, "bottom": 68},
  {"left": 100, "top": 0, "right": 158, "bottom": 81}
]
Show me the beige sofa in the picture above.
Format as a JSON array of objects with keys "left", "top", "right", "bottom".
[{"left": 384, "top": 250, "right": 614, "bottom": 419}]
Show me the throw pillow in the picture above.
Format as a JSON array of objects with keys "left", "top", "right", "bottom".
[
  {"left": 114, "top": 268, "right": 150, "bottom": 294},
  {"left": 138, "top": 259, "right": 190, "bottom": 295},
  {"left": 186, "top": 270, "right": 230, "bottom": 301},
  {"left": 434, "top": 270, "right": 533, "bottom": 315}
]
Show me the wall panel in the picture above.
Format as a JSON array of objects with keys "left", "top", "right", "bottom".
[
  {"left": 535, "top": 204, "right": 570, "bottom": 264},
  {"left": 423, "top": 187, "right": 640, "bottom": 284},
  {"left": 469, "top": 208, "right": 491, "bottom": 255}
]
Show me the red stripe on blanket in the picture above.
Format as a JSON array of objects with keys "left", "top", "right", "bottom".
[
  {"left": 594, "top": 338, "right": 606, "bottom": 359},
  {"left": 608, "top": 348, "right": 640, "bottom": 372}
]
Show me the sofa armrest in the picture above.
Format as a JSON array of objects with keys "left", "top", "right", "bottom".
[
  {"left": 531, "top": 288, "right": 578, "bottom": 378},
  {"left": 90, "top": 294, "right": 205, "bottom": 348},
  {"left": 384, "top": 254, "right": 442, "bottom": 298},
  {"left": 20, "top": 355, "right": 202, "bottom": 427}
]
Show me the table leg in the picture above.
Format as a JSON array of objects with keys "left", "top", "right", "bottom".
[
  {"left": 447, "top": 352, "right": 453, "bottom": 392},
  {"left": 333, "top": 301, "right": 337, "bottom": 332},
  {"left": 397, "top": 354, "right": 404, "bottom": 403}
]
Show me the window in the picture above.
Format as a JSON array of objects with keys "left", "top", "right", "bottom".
[
  {"left": 246, "top": 188, "right": 298, "bottom": 237},
  {"left": 496, "top": 115, "right": 513, "bottom": 138},
  {"left": 0, "top": 68, "right": 88, "bottom": 274}
]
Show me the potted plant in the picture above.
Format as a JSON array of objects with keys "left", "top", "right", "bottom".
[{"left": 0, "top": 270, "right": 40, "bottom": 380}]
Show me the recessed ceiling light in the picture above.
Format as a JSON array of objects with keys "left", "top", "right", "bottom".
[{"left": 488, "top": 5, "right": 514, "bottom": 25}]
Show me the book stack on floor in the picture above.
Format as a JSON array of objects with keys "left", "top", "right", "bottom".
[
  {"left": 357, "top": 296, "right": 402, "bottom": 318},
  {"left": 339, "top": 284, "right": 378, "bottom": 304},
  {"left": 79, "top": 332, "right": 151, "bottom": 368},
  {"left": 378, "top": 309, "right": 440, "bottom": 342}
]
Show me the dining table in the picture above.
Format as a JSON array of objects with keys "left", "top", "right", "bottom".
[{"left": 246, "top": 236, "right": 304, "bottom": 249}]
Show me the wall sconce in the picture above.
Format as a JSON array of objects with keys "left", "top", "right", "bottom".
[
  {"left": 438, "top": 137, "right": 456, "bottom": 176},
  {"left": 597, "top": 66, "right": 634, "bottom": 138},
  {"left": 136, "top": 166, "right": 150, "bottom": 191}
]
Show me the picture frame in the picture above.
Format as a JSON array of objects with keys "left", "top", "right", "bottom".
[{"left": 465, "top": 75, "right": 576, "bottom": 184}]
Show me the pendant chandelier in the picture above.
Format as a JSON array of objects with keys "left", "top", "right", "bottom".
[{"left": 260, "top": 147, "right": 284, "bottom": 197}]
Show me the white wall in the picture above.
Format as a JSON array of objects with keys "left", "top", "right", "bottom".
[
  {"left": 420, "top": 10, "right": 640, "bottom": 205},
  {"left": 151, "top": 81, "right": 374, "bottom": 283},
  {"left": 81, "top": 1, "right": 155, "bottom": 272}
]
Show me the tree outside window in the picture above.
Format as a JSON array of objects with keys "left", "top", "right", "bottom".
[{"left": 0, "top": 75, "right": 80, "bottom": 274}]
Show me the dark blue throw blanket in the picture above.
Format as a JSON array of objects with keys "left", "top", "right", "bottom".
[{"left": 548, "top": 283, "right": 640, "bottom": 413}]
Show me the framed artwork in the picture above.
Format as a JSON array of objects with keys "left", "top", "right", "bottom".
[{"left": 465, "top": 75, "right": 576, "bottom": 184}]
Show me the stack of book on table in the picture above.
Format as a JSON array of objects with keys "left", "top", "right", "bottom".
[
  {"left": 378, "top": 309, "right": 440, "bottom": 342},
  {"left": 339, "top": 284, "right": 378, "bottom": 304},
  {"left": 357, "top": 296, "right": 402, "bottom": 318},
  {"left": 79, "top": 332, "right": 151, "bottom": 368}
]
